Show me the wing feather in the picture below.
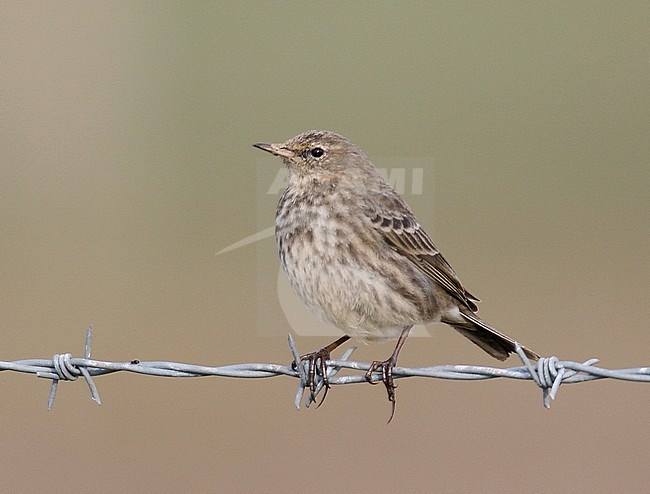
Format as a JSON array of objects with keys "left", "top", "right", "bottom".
[{"left": 366, "top": 196, "right": 479, "bottom": 312}]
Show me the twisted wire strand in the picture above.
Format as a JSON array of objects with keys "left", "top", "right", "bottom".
[{"left": 1, "top": 327, "right": 648, "bottom": 410}]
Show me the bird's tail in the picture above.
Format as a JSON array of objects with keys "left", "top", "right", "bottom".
[{"left": 443, "top": 310, "right": 539, "bottom": 361}]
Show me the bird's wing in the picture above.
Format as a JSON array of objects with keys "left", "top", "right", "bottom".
[{"left": 364, "top": 194, "right": 480, "bottom": 312}]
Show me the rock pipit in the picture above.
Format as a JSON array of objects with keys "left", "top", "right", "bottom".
[{"left": 254, "top": 130, "right": 538, "bottom": 419}]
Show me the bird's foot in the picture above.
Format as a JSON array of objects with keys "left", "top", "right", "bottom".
[
  {"left": 293, "top": 347, "right": 332, "bottom": 406},
  {"left": 290, "top": 335, "right": 351, "bottom": 407},
  {"left": 365, "top": 356, "right": 399, "bottom": 423}
]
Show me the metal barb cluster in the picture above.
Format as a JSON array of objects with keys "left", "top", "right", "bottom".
[{"left": 0, "top": 327, "right": 648, "bottom": 410}]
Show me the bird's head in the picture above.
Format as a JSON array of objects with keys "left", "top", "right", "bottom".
[{"left": 254, "top": 130, "right": 374, "bottom": 183}]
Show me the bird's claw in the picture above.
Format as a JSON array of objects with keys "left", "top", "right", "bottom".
[
  {"left": 365, "top": 358, "right": 398, "bottom": 423},
  {"left": 297, "top": 348, "right": 332, "bottom": 406}
]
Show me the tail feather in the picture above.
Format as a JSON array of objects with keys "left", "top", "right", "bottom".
[{"left": 443, "top": 311, "right": 539, "bottom": 361}]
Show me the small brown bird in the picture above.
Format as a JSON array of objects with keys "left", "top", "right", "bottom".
[{"left": 254, "top": 130, "right": 538, "bottom": 417}]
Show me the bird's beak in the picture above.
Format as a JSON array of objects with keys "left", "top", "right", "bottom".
[{"left": 252, "top": 142, "right": 295, "bottom": 159}]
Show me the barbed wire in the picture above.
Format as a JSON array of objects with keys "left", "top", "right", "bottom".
[{"left": 1, "top": 326, "right": 648, "bottom": 410}]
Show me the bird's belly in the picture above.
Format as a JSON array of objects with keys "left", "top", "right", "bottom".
[{"left": 279, "top": 229, "right": 439, "bottom": 342}]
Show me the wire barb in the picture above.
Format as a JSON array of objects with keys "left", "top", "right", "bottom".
[
  {"left": 0, "top": 329, "right": 648, "bottom": 410},
  {"left": 514, "top": 342, "right": 609, "bottom": 408},
  {"left": 39, "top": 326, "right": 102, "bottom": 410}
]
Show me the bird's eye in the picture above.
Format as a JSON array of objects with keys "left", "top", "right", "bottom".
[{"left": 310, "top": 147, "right": 324, "bottom": 158}]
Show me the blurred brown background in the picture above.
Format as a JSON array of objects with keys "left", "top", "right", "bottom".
[{"left": 1, "top": 2, "right": 648, "bottom": 493}]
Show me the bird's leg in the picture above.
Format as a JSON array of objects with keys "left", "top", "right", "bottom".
[
  {"left": 295, "top": 335, "right": 351, "bottom": 405},
  {"left": 365, "top": 325, "right": 412, "bottom": 422}
]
